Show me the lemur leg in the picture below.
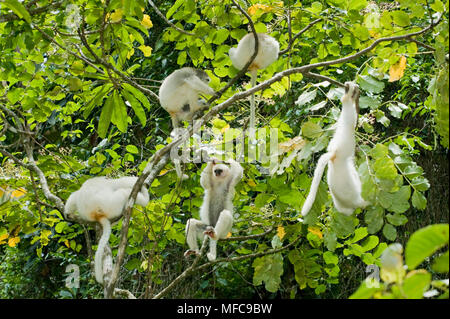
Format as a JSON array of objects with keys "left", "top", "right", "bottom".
[
  {"left": 184, "top": 218, "right": 206, "bottom": 257},
  {"left": 204, "top": 210, "right": 233, "bottom": 261},
  {"left": 207, "top": 238, "right": 218, "bottom": 261},
  {"left": 204, "top": 209, "right": 233, "bottom": 240}
]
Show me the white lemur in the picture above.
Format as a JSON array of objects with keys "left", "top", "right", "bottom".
[
  {"left": 229, "top": 33, "right": 279, "bottom": 132},
  {"left": 184, "top": 158, "right": 243, "bottom": 261},
  {"left": 64, "top": 176, "right": 149, "bottom": 284},
  {"left": 159, "top": 67, "right": 215, "bottom": 129},
  {"left": 301, "top": 82, "right": 369, "bottom": 216},
  {"left": 159, "top": 67, "right": 215, "bottom": 180}
]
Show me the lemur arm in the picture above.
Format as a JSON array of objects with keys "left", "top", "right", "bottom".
[
  {"left": 185, "top": 76, "right": 215, "bottom": 95},
  {"left": 200, "top": 161, "right": 214, "bottom": 190}
]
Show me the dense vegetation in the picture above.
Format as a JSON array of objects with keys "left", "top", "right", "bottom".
[{"left": 0, "top": 0, "right": 448, "bottom": 299}]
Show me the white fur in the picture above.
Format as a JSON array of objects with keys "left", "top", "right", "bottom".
[
  {"left": 228, "top": 33, "right": 280, "bottom": 71},
  {"left": 301, "top": 82, "right": 369, "bottom": 216},
  {"left": 185, "top": 159, "right": 243, "bottom": 261},
  {"left": 228, "top": 33, "right": 279, "bottom": 132},
  {"left": 159, "top": 67, "right": 214, "bottom": 128},
  {"left": 159, "top": 67, "right": 214, "bottom": 180},
  {"left": 64, "top": 176, "right": 149, "bottom": 283}
]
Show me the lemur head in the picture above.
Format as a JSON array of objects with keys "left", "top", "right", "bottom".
[
  {"left": 193, "top": 68, "right": 211, "bottom": 84},
  {"left": 343, "top": 81, "right": 360, "bottom": 113},
  {"left": 212, "top": 163, "right": 231, "bottom": 179}
]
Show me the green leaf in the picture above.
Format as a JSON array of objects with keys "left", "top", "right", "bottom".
[
  {"left": 253, "top": 253, "right": 284, "bottom": 292},
  {"left": 83, "top": 84, "right": 112, "bottom": 118},
  {"left": 386, "top": 214, "right": 408, "bottom": 226},
  {"left": 392, "top": 11, "right": 410, "bottom": 27},
  {"left": 122, "top": 89, "right": 146, "bottom": 126},
  {"left": 301, "top": 121, "right": 323, "bottom": 139},
  {"left": 349, "top": 281, "right": 381, "bottom": 299},
  {"left": 323, "top": 251, "right": 339, "bottom": 265},
  {"left": 365, "top": 206, "right": 384, "bottom": 234},
  {"left": 166, "top": 0, "right": 184, "bottom": 19},
  {"left": 402, "top": 270, "right": 431, "bottom": 299},
  {"left": 126, "top": 145, "right": 139, "bottom": 154},
  {"left": 98, "top": 93, "right": 115, "bottom": 138},
  {"left": 357, "top": 75, "right": 385, "bottom": 94},
  {"left": 3, "top": 0, "right": 32, "bottom": 23},
  {"left": 405, "top": 224, "right": 449, "bottom": 270},
  {"left": 55, "top": 222, "right": 67, "bottom": 233},
  {"left": 295, "top": 90, "right": 317, "bottom": 107},
  {"left": 346, "top": 227, "right": 368, "bottom": 244},
  {"left": 382, "top": 223, "right": 397, "bottom": 241},
  {"left": 331, "top": 213, "right": 355, "bottom": 238},
  {"left": 122, "top": 83, "right": 151, "bottom": 110},
  {"left": 361, "top": 235, "right": 379, "bottom": 252},
  {"left": 432, "top": 251, "right": 449, "bottom": 273},
  {"left": 111, "top": 91, "right": 128, "bottom": 133}
]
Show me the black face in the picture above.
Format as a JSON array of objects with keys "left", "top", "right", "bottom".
[
  {"left": 195, "top": 69, "right": 210, "bottom": 83},
  {"left": 214, "top": 168, "right": 223, "bottom": 176}
]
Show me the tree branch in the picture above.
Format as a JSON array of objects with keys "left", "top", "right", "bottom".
[
  {"left": 147, "top": 0, "right": 195, "bottom": 36},
  {"left": 154, "top": 234, "right": 302, "bottom": 298},
  {"left": 279, "top": 18, "right": 322, "bottom": 56},
  {"left": 0, "top": 1, "right": 64, "bottom": 23}
]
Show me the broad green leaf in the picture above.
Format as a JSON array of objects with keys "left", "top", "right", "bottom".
[
  {"left": 357, "top": 75, "right": 385, "bottom": 94},
  {"left": 122, "top": 83, "right": 151, "bottom": 110},
  {"left": 361, "top": 235, "right": 379, "bottom": 252},
  {"left": 98, "top": 93, "right": 115, "bottom": 138},
  {"left": 392, "top": 10, "right": 410, "bottom": 27},
  {"left": 346, "top": 227, "right": 368, "bottom": 244},
  {"left": 386, "top": 214, "right": 408, "bottom": 226},
  {"left": 365, "top": 206, "right": 384, "bottom": 234},
  {"left": 301, "top": 121, "right": 323, "bottom": 139},
  {"left": 295, "top": 90, "right": 317, "bottom": 107},
  {"left": 382, "top": 223, "right": 397, "bottom": 241},
  {"left": 432, "top": 251, "right": 449, "bottom": 273},
  {"left": 323, "top": 251, "right": 339, "bottom": 265},
  {"left": 349, "top": 281, "right": 381, "bottom": 299},
  {"left": 402, "top": 270, "right": 431, "bottom": 299},
  {"left": 331, "top": 213, "right": 355, "bottom": 238},
  {"left": 253, "top": 253, "right": 284, "bottom": 292},
  {"left": 111, "top": 91, "right": 128, "bottom": 133},
  {"left": 411, "top": 191, "right": 427, "bottom": 210},
  {"left": 3, "top": 0, "right": 32, "bottom": 23},
  {"left": 122, "top": 89, "right": 146, "bottom": 126},
  {"left": 405, "top": 224, "right": 449, "bottom": 270},
  {"left": 126, "top": 145, "right": 139, "bottom": 154},
  {"left": 166, "top": 0, "right": 184, "bottom": 19}
]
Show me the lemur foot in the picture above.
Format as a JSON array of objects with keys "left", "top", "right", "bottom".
[
  {"left": 184, "top": 249, "right": 200, "bottom": 258},
  {"left": 204, "top": 226, "right": 217, "bottom": 240}
]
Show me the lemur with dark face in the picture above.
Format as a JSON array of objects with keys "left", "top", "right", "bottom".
[{"left": 185, "top": 158, "right": 243, "bottom": 261}]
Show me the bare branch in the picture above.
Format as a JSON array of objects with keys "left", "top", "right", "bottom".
[
  {"left": 220, "top": 227, "right": 274, "bottom": 241},
  {"left": 154, "top": 234, "right": 302, "bottom": 298},
  {"left": 152, "top": 236, "right": 210, "bottom": 299},
  {"left": 105, "top": 153, "right": 171, "bottom": 298}
]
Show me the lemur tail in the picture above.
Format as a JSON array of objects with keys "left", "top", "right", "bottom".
[
  {"left": 301, "top": 153, "right": 332, "bottom": 216},
  {"left": 94, "top": 216, "right": 111, "bottom": 284}
]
